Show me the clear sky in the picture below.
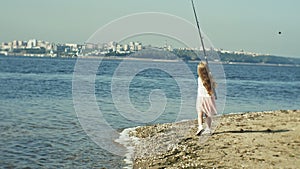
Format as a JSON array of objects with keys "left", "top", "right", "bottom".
[{"left": 1, "top": 0, "right": 299, "bottom": 57}]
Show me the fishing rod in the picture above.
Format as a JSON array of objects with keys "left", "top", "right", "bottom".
[
  {"left": 191, "top": 0, "right": 208, "bottom": 63},
  {"left": 191, "top": 0, "right": 217, "bottom": 99}
]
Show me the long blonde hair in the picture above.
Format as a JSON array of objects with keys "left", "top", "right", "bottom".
[{"left": 197, "top": 62, "right": 216, "bottom": 96}]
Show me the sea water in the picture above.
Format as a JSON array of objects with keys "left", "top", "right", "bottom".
[{"left": 0, "top": 56, "right": 299, "bottom": 168}]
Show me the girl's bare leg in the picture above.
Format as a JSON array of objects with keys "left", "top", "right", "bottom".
[
  {"left": 196, "top": 111, "right": 204, "bottom": 135},
  {"left": 206, "top": 116, "right": 212, "bottom": 129},
  {"left": 198, "top": 111, "right": 203, "bottom": 127}
]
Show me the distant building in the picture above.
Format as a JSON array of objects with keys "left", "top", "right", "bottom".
[
  {"left": 135, "top": 42, "right": 142, "bottom": 51},
  {"left": 27, "top": 39, "right": 37, "bottom": 48},
  {"left": 85, "top": 43, "right": 97, "bottom": 49},
  {"left": 123, "top": 44, "right": 129, "bottom": 51}
]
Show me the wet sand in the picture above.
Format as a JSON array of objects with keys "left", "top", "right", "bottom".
[{"left": 131, "top": 110, "right": 300, "bottom": 169}]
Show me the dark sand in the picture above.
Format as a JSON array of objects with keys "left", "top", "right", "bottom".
[{"left": 131, "top": 110, "right": 300, "bottom": 169}]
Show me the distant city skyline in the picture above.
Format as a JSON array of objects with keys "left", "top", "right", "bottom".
[
  {"left": 1, "top": 38, "right": 276, "bottom": 58},
  {"left": 0, "top": 37, "right": 274, "bottom": 53},
  {"left": 1, "top": 0, "right": 299, "bottom": 58}
]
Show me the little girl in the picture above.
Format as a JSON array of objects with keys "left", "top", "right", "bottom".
[{"left": 196, "top": 61, "right": 217, "bottom": 135}]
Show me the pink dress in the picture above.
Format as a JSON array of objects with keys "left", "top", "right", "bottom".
[{"left": 196, "top": 77, "right": 217, "bottom": 117}]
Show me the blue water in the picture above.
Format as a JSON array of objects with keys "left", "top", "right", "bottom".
[{"left": 0, "top": 56, "right": 299, "bottom": 168}]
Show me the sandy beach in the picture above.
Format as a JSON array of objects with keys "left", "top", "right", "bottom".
[{"left": 130, "top": 110, "right": 300, "bottom": 169}]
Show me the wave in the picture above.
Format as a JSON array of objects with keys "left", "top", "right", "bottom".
[{"left": 115, "top": 127, "right": 140, "bottom": 169}]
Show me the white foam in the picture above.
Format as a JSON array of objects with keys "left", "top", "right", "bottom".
[{"left": 115, "top": 126, "right": 140, "bottom": 169}]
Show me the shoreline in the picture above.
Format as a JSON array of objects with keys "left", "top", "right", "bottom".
[
  {"left": 126, "top": 110, "right": 300, "bottom": 168},
  {"left": 1, "top": 55, "right": 299, "bottom": 67}
]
